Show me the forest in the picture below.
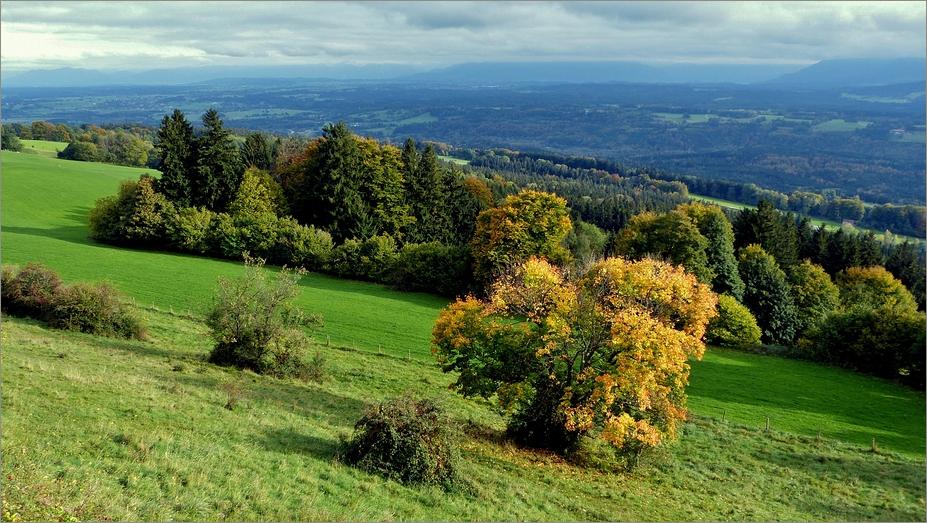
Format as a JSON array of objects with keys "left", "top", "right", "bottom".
[{"left": 56, "top": 108, "right": 924, "bottom": 395}]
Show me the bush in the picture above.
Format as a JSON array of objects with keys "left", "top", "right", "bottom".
[
  {"left": 1, "top": 263, "right": 63, "bottom": 319},
  {"left": 325, "top": 235, "right": 398, "bottom": 282},
  {"left": 166, "top": 206, "right": 216, "bottom": 254},
  {"left": 390, "top": 242, "right": 473, "bottom": 297},
  {"left": 342, "top": 393, "right": 460, "bottom": 488},
  {"left": 270, "top": 218, "right": 333, "bottom": 271},
  {"left": 48, "top": 282, "right": 147, "bottom": 340},
  {"left": 205, "top": 256, "right": 323, "bottom": 377},
  {"left": 706, "top": 294, "right": 762, "bottom": 348},
  {"left": 1, "top": 263, "right": 146, "bottom": 340},
  {"left": 801, "top": 305, "right": 926, "bottom": 386}
]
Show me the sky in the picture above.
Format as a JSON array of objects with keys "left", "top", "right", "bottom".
[{"left": 1, "top": 1, "right": 925, "bottom": 72}]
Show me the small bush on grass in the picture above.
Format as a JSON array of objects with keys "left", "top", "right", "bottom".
[
  {"left": 206, "top": 255, "right": 323, "bottom": 377},
  {"left": 1, "top": 263, "right": 146, "bottom": 340},
  {"left": 1, "top": 262, "right": 63, "bottom": 318},
  {"left": 342, "top": 393, "right": 461, "bottom": 489},
  {"left": 49, "top": 282, "right": 147, "bottom": 340}
]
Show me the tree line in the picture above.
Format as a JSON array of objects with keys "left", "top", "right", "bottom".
[{"left": 455, "top": 148, "right": 926, "bottom": 239}]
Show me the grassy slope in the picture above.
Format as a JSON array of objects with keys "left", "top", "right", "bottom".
[
  {"left": 2, "top": 152, "right": 925, "bottom": 519},
  {"left": 19, "top": 140, "right": 69, "bottom": 157},
  {"left": 0, "top": 152, "right": 448, "bottom": 360},
  {"left": 2, "top": 314, "right": 924, "bottom": 522}
]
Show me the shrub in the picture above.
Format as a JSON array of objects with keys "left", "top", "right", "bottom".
[
  {"left": 1, "top": 263, "right": 63, "bottom": 319},
  {"left": 1, "top": 263, "right": 146, "bottom": 340},
  {"left": 205, "top": 256, "right": 323, "bottom": 376},
  {"left": 165, "top": 206, "right": 216, "bottom": 254},
  {"left": 270, "top": 218, "right": 333, "bottom": 271},
  {"left": 390, "top": 242, "right": 473, "bottom": 297},
  {"left": 706, "top": 294, "right": 762, "bottom": 348},
  {"left": 801, "top": 305, "right": 926, "bottom": 386},
  {"left": 342, "top": 393, "right": 460, "bottom": 488},
  {"left": 48, "top": 281, "right": 147, "bottom": 340}
]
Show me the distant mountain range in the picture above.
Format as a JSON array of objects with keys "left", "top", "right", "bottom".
[{"left": 3, "top": 58, "right": 923, "bottom": 89}]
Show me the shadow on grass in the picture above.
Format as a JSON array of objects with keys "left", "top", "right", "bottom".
[
  {"left": 259, "top": 428, "right": 342, "bottom": 461},
  {"left": 758, "top": 444, "right": 926, "bottom": 521},
  {"left": 2, "top": 224, "right": 95, "bottom": 245}
]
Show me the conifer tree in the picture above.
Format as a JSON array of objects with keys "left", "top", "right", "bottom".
[
  {"left": 193, "top": 109, "right": 243, "bottom": 212},
  {"left": 738, "top": 244, "right": 800, "bottom": 345},
  {"left": 156, "top": 109, "right": 197, "bottom": 207}
]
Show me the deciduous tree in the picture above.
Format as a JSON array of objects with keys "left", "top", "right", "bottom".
[{"left": 432, "top": 257, "right": 717, "bottom": 455}]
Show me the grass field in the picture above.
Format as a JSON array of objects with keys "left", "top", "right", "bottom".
[
  {"left": 2, "top": 152, "right": 925, "bottom": 520},
  {"left": 812, "top": 119, "right": 872, "bottom": 132},
  {"left": 19, "top": 140, "right": 69, "bottom": 157},
  {"left": 438, "top": 155, "right": 470, "bottom": 165},
  {"left": 2, "top": 314, "right": 924, "bottom": 521}
]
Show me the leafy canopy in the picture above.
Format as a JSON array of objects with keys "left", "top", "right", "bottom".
[{"left": 432, "top": 256, "right": 717, "bottom": 454}]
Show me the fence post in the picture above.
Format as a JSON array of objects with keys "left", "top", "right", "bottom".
[
  {"left": 326, "top": 335, "right": 330, "bottom": 346},
  {"left": 765, "top": 417, "right": 770, "bottom": 431},
  {"left": 378, "top": 344, "right": 381, "bottom": 354},
  {"left": 407, "top": 349, "right": 411, "bottom": 361},
  {"left": 871, "top": 438, "right": 877, "bottom": 452},
  {"left": 722, "top": 409, "right": 726, "bottom": 422}
]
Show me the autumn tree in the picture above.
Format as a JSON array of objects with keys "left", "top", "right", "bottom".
[
  {"left": 432, "top": 257, "right": 717, "bottom": 456},
  {"left": 470, "top": 190, "right": 572, "bottom": 288}
]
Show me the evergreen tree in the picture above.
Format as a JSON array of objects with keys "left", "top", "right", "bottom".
[
  {"left": 241, "top": 132, "right": 275, "bottom": 172},
  {"left": 193, "top": 109, "right": 243, "bottom": 212},
  {"left": 156, "top": 109, "right": 197, "bottom": 207},
  {"left": 738, "top": 244, "right": 800, "bottom": 346},
  {"left": 680, "top": 202, "right": 745, "bottom": 300},
  {"left": 404, "top": 141, "right": 451, "bottom": 243},
  {"left": 733, "top": 200, "right": 799, "bottom": 270},
  {"left": 310, "top": 121, "right": 365, "bottom": 242},
  {"left": 885, "top": 240, "right": 926, "bottom": 310}
]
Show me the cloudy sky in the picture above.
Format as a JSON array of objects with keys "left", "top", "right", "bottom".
[{"left": 2, "top": 1, "right": 924, "bottom": 72}]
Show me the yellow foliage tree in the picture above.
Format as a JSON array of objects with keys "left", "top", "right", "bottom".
[{"left": 432, "top": 256, "right": 717, "bottom": 455}]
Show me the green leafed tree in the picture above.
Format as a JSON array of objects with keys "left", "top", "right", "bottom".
[
  {"left": 738, "top": 244, "right": 800, "bottom": 346},
  {"left": 834, "top": 265, "right": 918, "bottom": 312},
  {"left": 706, "top": 294, "right": 762, "bottom": 348},
  {"left": 614, "top": 210, "right": 713, "bottom": 284},
  {"left": 787, "top": 260, "right": 841, "bottom": 337}
]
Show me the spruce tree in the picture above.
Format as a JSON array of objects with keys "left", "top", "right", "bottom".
[
  {"left": 193, "top": 109, "right": 243, "bottom": 212},
  {"left": 156, "top": 109, "right": 197, "bottom": 207}
]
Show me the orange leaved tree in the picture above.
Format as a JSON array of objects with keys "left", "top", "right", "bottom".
[{"left": 432, "top": 256, "right": 717, "bottom": 456}]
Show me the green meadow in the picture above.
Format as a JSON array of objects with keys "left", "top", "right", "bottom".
[
  {"left": 19, "top": 140, "right": 69, "bottom": 157},
  {"left": 2, "top": 151, "right": 925, "bottom": 520}
]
